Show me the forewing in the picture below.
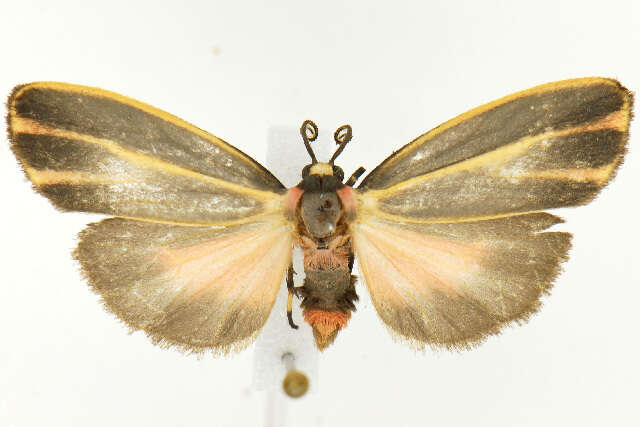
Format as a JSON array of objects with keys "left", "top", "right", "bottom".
[
  {"left": 359, "top": 78, "right": 632, "bottom": 222},
  {"left": 75, "top": 216, "right": 293, "bottom": 354},
  {"left": 7, "top": 82, "right": 284, "bottom": 225},
  {"left": 352, "top": 214, "right": 570, "bottom": 349}
]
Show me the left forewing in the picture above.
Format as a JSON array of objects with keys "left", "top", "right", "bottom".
[
  {"left": 7, "top": 82, "right": 284, "bottom": 225},
  {"left": 351, "top": 213, "right": 571, "bottom": 349},
  {"left": 75, "top": 216, "right": 293, "bottom": 354}
]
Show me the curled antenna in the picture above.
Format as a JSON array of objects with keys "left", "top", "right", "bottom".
[
  {"left": 300, "top": 120, "right": 319, "bottom": 164},
  {"left": 330, "top": 124, "right": 353, "bottom": 164}
]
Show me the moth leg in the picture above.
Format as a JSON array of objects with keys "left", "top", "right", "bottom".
[
  {"left": 345, "top": 167, "right": 366, "bottom": 187},
  {"left": 286, "top": 264, "right": 299, "bottom": 330}
]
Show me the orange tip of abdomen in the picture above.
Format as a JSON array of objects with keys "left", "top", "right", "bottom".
[{"left": 304, "top": 309, "right": 351, "bottom": 350}]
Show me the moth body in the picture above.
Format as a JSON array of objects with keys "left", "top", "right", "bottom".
[{"left": 287, "top": 161, "right": 359, "bottom": 349}]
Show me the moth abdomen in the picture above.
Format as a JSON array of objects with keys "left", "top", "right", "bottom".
[
  {"left": 299, "top": 269, "right": 358, "bottom": 312},
  {"left": 299, "top": 269, "right": 359, "bottom": 350}
]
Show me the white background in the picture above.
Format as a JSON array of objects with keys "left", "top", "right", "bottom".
[{"left": 1, "top": 1, "right": 639, "bottom": 426}]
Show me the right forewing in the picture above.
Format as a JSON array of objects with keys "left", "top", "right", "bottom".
[{"left": 358, "top": 78, "right": 632, "bottom": 222}]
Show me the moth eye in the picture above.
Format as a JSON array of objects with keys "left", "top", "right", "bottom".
[{"left": 302, "top": 164, "right": 312, "bottom": 178}]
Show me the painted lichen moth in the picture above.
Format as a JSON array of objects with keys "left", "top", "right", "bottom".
[{"left": 6, "top": 78, "right": 632, "bottom": 353}]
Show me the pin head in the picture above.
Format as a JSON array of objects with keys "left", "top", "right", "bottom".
[{"left": 282, "top": 370, "right": 309, "bottom": 398}]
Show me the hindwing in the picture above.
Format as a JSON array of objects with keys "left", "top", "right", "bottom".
[{"left": 76, "top": 217, "right": 293, "bottom": 353}]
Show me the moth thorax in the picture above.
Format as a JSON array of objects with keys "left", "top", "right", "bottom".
[
  {"left": 303, "top": 309, "right": 351, "bottom": 350},
  {"left": 300, "top": 192, "right": 341, "bottom": 239}
]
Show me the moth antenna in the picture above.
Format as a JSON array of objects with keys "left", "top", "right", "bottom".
[
  {"left": 330, "top": 124, "right": 353, "bottom": 164},
  {"left": 345, "top": 166, "right": 366, "bottom": 186},
  {"left": 300, "top": 120, "right": 319, "bottom": 164}
]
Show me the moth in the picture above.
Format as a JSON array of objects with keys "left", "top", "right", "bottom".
[{"left": 6, "top": 78, "right": 632, "bottom": 353}]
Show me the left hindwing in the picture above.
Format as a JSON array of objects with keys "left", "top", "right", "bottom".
[
  {"left": 352, "top": 78, "right": 632, "bottom": 349},
  {"left": 76, "top": 217, "right": 293, "bottom": 354}
]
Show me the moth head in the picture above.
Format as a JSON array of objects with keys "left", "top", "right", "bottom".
[
  {"left": 296, "top": 120, "right": 354, "bottom": 238},
  {"left": 301, "top": 162, "right": 344, "bottom": 181},
  {"left": 299, "top": 120, "right": 351, "bottom": 183}
]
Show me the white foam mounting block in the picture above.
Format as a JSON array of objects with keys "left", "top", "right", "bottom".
[{"left": 252, "top": 125, "right": 334, "bottom": 394}]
